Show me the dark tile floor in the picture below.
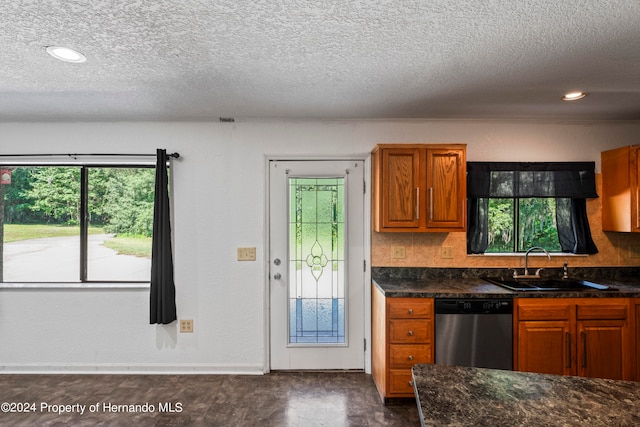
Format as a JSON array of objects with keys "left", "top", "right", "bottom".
[{"left": 0, "top": 372, "right": 421, "bottom": 426}]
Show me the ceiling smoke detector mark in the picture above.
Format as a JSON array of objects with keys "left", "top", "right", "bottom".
[
  {"left": 392, "top": 246, "right": 406, "bottom": 259},
  {"left": 237, "top": 247, "right": 256, "bottom": 261}
]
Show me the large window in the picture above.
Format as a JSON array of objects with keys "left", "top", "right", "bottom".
[
  {"left": 0, "top": 165, "right": 155, "bottom": 282},
  {"left": 467, "top": 162, "right": 599, "bottom": 255}
]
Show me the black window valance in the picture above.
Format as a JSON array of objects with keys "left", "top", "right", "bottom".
[
  {"left": 467, "top": 161, "right": 598, "bottom": 255},
  {"left": 467, "top": 162, "right": 598, "bottom": 199}
]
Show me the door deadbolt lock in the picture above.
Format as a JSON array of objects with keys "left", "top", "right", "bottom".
[{"left": 273, "top": 258, "right": 281, "bottom": 266}]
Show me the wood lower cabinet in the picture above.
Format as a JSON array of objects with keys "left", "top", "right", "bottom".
[
  {"left": 372, "top": 285, "right": 433, "bottom": 402},
  {"left": 636, "top": 299, "right": 640, "bottom": 380},
  {"left": 372, "top": 144, "right": 466, "bottom": 232},
  {"left": 515, "top": 298, "right": 633, "bottom": 381}
]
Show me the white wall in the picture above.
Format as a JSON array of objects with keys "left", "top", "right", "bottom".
[{"left": 0, "top": 119, "right": 638, "bottom": 373}]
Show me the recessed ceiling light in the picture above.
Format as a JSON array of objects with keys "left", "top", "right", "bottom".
[
  {"left": 45, "top": 46, "right": 87, "bottom": 63},
  {"left": 562, "top": 92, "right": 587, "bottom": 101}
]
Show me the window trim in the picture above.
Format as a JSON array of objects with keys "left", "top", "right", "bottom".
[
  {"left": 1, "top": 163, "right": 156, "bottom": 285},
  {"left": 485, "top": 196, "right": 562, "bottom": 254}
]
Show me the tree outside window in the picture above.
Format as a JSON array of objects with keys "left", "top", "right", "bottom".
[{"left": 486, "top": 198, "right": 562, "bottom": 253}]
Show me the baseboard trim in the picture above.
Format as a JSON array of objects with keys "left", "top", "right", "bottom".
[{"left": 0, "top": 363, "right": 265, "bottom": 375}]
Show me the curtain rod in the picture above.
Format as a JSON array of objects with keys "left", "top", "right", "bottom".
[{"left": 0, "top": 152, "right": 180, "bottom": 159}]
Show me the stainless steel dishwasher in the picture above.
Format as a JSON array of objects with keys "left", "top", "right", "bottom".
[{"left": 435, "top": 299, "right": 513, "bottom": 370}]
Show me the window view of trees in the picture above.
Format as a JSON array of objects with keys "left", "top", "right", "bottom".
[
  {"left": 0, "top": 165, "right": 155, "bottom": 282},
  {"left": 486, "top": 198, "right": 561, "bottom": 253}
]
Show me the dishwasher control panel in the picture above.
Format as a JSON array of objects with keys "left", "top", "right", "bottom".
[{"left": 435, "top": 299, "right": 513, "bottom": 314}]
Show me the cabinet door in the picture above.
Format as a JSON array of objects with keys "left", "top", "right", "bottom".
[
  {"left": 577, "top": 320, "right": 631, "bottom": 380},
  {"left": 517, "top": 320, "right": 574, "bottom": 376},
  {"left": 636, "top": 301, "right": 640, "bottom": 381},
  {"left": 633, "top": 146, "right": 640, "bottom": 232},
  {"left": 601, "top": 145, "right": 640, "bottom": 232},
  {"left": 380, "top": 148, "right": 420, "bottom": 229},
  {"left": 425, "top": 147, "right": 466, "bottom": 230}
]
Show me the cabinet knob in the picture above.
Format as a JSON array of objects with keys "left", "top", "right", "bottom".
[
  {"left": 408, "top": 355, "right": 414, "bottom": 361},
  {"left": 408, "top": 330, "right": 414, "bottom": 336},
  {"left": 408, "top": 380, "right": 414, "bottom": 386},
  {"left": 408, "top": 309, "right": 414, "bottom": 314}
]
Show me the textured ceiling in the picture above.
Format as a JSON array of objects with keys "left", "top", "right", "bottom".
[{"left": 1, "top": 0, "right": 640, "bottom": 121}]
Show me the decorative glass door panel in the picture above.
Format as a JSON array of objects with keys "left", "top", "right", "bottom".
[{"left": 289, "top": 177, "right": 345, "bottom": 345}]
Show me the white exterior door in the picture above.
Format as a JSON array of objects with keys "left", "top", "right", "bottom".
[{"left": 269, "top": 160, "right": 365, "bottom": 370}]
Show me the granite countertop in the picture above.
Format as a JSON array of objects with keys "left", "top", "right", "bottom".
[
  {"left": 372, "top": 267, "right": 640, "bottom": 298},
  {"left": 412, "top": 364, "right": 640, "bottom": 427}
]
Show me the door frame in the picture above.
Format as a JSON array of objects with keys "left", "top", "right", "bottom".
[{"left": 263, "top": 155, "right": 372, "bottom": 373}]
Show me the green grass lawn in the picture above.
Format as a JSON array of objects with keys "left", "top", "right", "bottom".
[
  {"left": 2, "top": 224, "right": 151, "bottom": 258},
  {"left": 102, "top": 236, "right": 152, "bottom": 258}
]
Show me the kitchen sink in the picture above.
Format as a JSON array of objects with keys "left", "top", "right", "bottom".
[{"left": 482, "top": 276, "right": 615, "bottom": 292}]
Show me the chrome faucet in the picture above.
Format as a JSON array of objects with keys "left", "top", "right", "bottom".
[{"left": 512, "top": 246, "right": 551, "bottom": 279}]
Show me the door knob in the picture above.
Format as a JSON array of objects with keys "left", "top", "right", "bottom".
[{"left": 273, "top": 273, "right": 282, "bottom": 280}]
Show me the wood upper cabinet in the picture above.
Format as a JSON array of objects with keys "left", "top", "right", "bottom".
[
  {"left": 601, "top": 145, "right": 640, "bottom": 232},
  {"left": 515, "top": 298, "right": 633, "bottom": 381},
  {"left": 372, "top": 144, "right": 466, "bottom": 232}
]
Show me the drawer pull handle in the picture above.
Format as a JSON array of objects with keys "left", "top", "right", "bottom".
[
  {"left": 408, "top": 330, "right": 414, "bottom": 336},
  {"left": 408, "top": 309, "right": 414, "bottom": 314},
  {"left": 408, "top": 355, "right": 414, "bottom": 361}
]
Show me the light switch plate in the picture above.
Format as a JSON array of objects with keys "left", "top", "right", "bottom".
[{"left": 237, "top": 247, "right": 257, "bottom": 261}]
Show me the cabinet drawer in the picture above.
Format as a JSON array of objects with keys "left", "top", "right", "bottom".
[
  {"left": 577, "top": 303, "right": 628, "bottom": 320},
  {"left": 389, "top": 369, "right": 415, "bottom": 395},
  {"left": 388, "top": 300, "right": 432, "bottom": 319},
  {"left": 389, "top": 319, "right": 431, "bottom": 343},
  {"left": 517, "top": 303, "right": 571, "bottom": 321},
  {"left": 389, "top": 344, "right": 431, "bottom": 368}
]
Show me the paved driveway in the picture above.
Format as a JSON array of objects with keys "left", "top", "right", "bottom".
[{"left": 3, "top": 234, "right": 151, "bottom": 282}]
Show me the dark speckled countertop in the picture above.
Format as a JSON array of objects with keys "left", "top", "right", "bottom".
[
  {"left": 412, "top": 364, "right": 640, "bottom": 427},
  {"left": 372, "top": 267, "right": 640, "bottom": 298}
]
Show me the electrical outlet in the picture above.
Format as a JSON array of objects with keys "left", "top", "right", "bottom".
[
  {"left": 180, "top": 319, "right": 194, "bottom": 333},
  {"left": 237, "top": 247, "right": 256, "bottom": 261},
  {"left": 392, "top": 246, "right": 406, "bottom": 259},
  {"left": 441, "top": 246, "right": 454, "bottom": 259}
]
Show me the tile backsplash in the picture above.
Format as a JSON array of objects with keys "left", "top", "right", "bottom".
[{"left": 372, "top": 175, "right": 640, "bottom": 268}]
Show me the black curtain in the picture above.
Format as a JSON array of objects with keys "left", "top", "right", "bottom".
[
  {"left": 467, "top": 162, "right": 598, "bottom": 255},
  {"left": 467, "top": 197, "right": 489, "bottom": 254},
  {"left": 150, "top": 149, "right": 177, "bottom": 324}
]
